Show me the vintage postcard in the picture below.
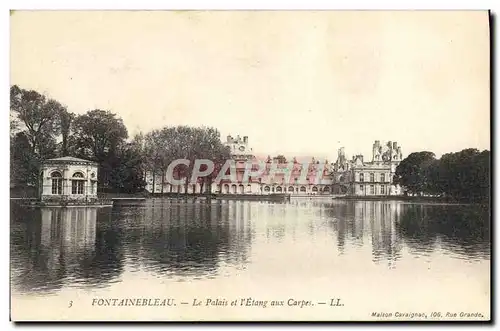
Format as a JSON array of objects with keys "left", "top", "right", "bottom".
[{"left": 9, "top": 10, "right": 490, "bottom": 322}]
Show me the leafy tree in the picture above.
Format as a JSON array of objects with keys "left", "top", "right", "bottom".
[
  {"left": 71, "top": 109, "right": 128, "bottom": 162},
  {"left": 143, "top": 126, "right": 230, "bottom": 195},
  {"left": 395, "top": 149, "right": 490, "bottom": 202},
  {"left": 393, "top": 151, "right": 436, "bottom": 195},
  {"left": 10, "top": 85, "right": 62, "bottom": 188},
  {"left": 106, "top": 142, "right": 146, "bottom": 193},
  {"left": 71, "top": 109, "right": 128, "bottom": 189},
  {"left": 10, "top": 85, "right": 62, "bottom": 156},
  {"left": 10, "top": 132, "right": 39, "bottom": 187}
]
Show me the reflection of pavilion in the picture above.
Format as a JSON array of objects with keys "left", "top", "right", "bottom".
[
  {"left": 40, "top": 208, "right": 97, "bottom": 272},
  {"left": 10, "top": 207, "right": 99, "bottom": 294},
  {"left": 41, "top": 208, "right": 97, "bottom": 251}
]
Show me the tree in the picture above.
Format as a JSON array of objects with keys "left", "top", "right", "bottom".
[
  {"left": 395, "top": 148, "right": 490, "bottom": 202},
  {"left": 437, "top": 148, "right": 489, "bottom": 201},
  {"left": 10, "top": 85, "right": 62, "bottom": 188},
  {"left": 71, "top": 109, "right": 128, "bottom": 162},
  {"left": 58, "top": 108, "right": 75, "bottom": 157},
  {"left": 71, "top": 110, "right": 128, "bottom": 189},
  {"left": 10, "top": 85, "right": 62, "bottom": 156},
  {"left": 10, "top": 132, "right": 39, "bottom": 187},
  {"left": 393, "top": 151, "right": 436, "bottom": 195},
  {"left": 106, "top": 142, "right": 147, "bottom": 193},
  {"left": 143, "top": 126, "right": 230, "bottom": 195}
]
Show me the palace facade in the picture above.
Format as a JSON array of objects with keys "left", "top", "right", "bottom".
[
  {"left": 144, "top": 135, "right": 403, "bottom": 196},
  {"left": 39, "top": 156, "right": 99, "bottom": 203},
  {"left": 332, "top": 141, "right": 403, "bottom": 196}
]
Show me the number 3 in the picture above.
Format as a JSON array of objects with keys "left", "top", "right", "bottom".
[{"left": 68, "top": 300, "right": 73, "bottom": 308}]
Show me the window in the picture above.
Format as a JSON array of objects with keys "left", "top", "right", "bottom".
[
  {"left": 359, "top": 173, "right": 364, "bottom": 182},
  {"left": 312, "top": 186, "right": 318, "bottom": 192},
  {"left": 71, "top": 172, "right": 85, "bottom": 195},
  {"left": 72, "top": 180, "right": 84, "bottom": 194},
  {"left": 300, "top": 186, "right": 306, "bottom": 192},
  {"left": 381, "top": 185, "right": 385, "bottom": 195},
  {"left": 91, "top": 182, "right": 96, "bottom": 194},
  {"left": 360, "top": 184, "right": 364, "bottom": 192},
  {"left": 288, "top": 186, "right": 294, "bottom": 192},
  {"left": 370, "top": 173, "right": 375, "bottom": 182},
  {"left": 51, "top": 171, "right": 62, "bottom": 194},
  {"left": 370, "top": 185, "right": 374, "bottom": 195},
  {"left": 381, "top": 173, "right": 386, "bottom": 183}
]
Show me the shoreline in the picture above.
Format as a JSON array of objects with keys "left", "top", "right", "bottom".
[{"left": 10, "top": 193, "right": 488, "bottom": 206}]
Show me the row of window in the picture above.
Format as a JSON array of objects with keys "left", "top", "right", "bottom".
[
  {"left": 359, "top": 184, "right": 387, "bottom": 195},
  {"left": 51, "top": 179, "right": 95, "bottom": 195},
  {"left": 50, "top": 171, "right": 95, "bottom": 179},
  {"left": 358, "top": 173, "right": 388, "bottom": 182}
]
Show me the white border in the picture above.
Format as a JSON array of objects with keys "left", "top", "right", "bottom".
[{"left": 2, "top": 1, "right": 497, "bottom": 330}]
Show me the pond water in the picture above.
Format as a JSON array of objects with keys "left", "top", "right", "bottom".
[{"left": 10, "top": 199, "right": 490, "bottom": 321}]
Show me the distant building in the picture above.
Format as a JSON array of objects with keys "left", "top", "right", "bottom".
[
  {"left": 39, "top": 157, "right": 99, "bottom": 203},
  {"left": 144, "top": 136, "right": 403, "bottom": 197},
  {"left": 332, "top": 141, "right": 403, "bottom": 196}
]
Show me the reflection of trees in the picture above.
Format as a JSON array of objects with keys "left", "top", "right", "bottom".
[
  {"left": 10, "top": 205, "right": 119, "bottom": 294},
  {"left": 11, "top": 200, "right": 255, "bottom": 293},
  {"left": 79, "top": 208, "right": 124, "bottom": 286},
  {"left": 129, "top": 200, "right": 253, "bottom": 278},
  {"left": 397, "top": 204, "right": 490, "bottom": 258},
  {"left": 324, "top": 200, "right": 490, "bottom": 264},
  {"left": 11, "top": 206, "right": 65, "bottom": 294}
]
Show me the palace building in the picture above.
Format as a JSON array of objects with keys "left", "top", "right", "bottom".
[
  {"left": 144, "top": 135, "right": 403, "bottom": 197},
  {"left": 332, "top": 141, "right": 403, "bottom": 196}
]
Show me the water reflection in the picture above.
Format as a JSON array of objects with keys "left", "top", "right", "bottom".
[
  {"left": 122, "top": 200, "right": 253, "bottom": 277},
  {"left": 10, "top": 206, "right": 103, "bottom": 294},
  {"left": 397, "top": 203, "right": 490, "bottom": 259},
  {"left": 10, "top": 200, "right": 490, "bottom": 295}
]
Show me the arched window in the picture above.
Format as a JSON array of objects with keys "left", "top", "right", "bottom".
[
  {"left": 51, "top": 171, "right": 62, "bottom": 195},
  {"left": 312, "top": 186, "right": 318, "bottom": 192},
  {"left": 246, "top": 184, "right": 252, "bottom": 193},
  {"left": 71, "top": 172, "right": 85, "bottom": 195},
  {"left": 264, "top": 186, "right": 270, "bottom": 192},
  {"left": 323, "top": 186, "right": 330, "bottom": 192},
  {"left": 300, "top": 186, "right": 306, "bottom": 192},
  {"left": 231, "top": 184, "right": 237, "bottom": 194},
  {"left": 224, "top": 184, "right": 230, "bottom": 194},
  {"left": 288, "top": 186, "right": 294, "bottom": 192},
  {"left": 239, "top": 184, "right": 244, "bottom": 194},
  {"left": 276, "top": 186, "right": 282, "bottom": 193}
]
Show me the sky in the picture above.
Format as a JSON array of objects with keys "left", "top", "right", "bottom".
[{"left": 10, "top": 10, "right": 490, "bottom": 161}]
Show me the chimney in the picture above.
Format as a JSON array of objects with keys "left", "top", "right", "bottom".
[
  {"left": 243, "top": 136, "right": 248, "bottom": 144},
  {"left": 393, "top": 141, "right": 397, "bottom": 149}
]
